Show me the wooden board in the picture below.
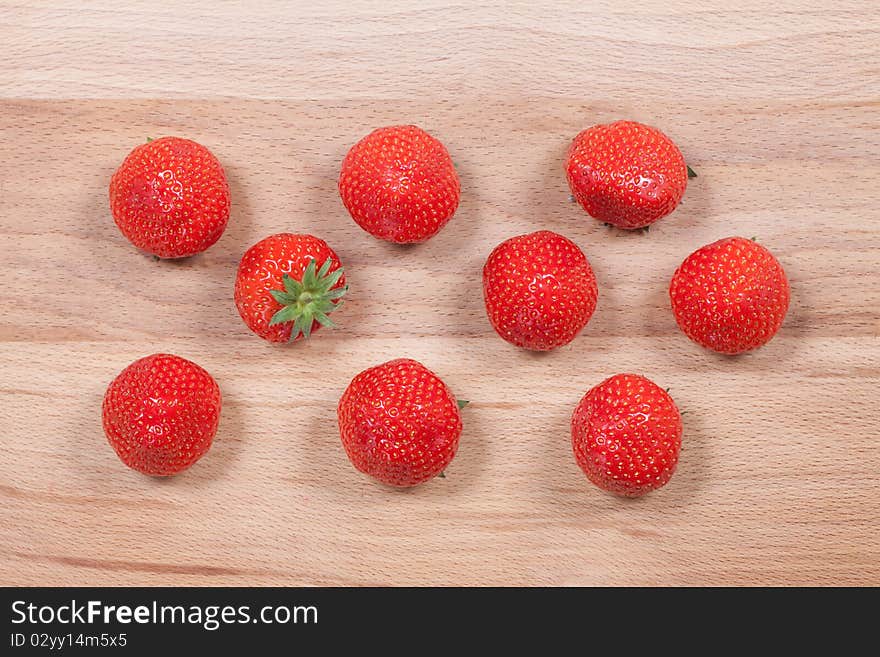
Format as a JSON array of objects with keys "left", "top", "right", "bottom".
[{"left": 2, "top": 1, "right": 879, "bottom": 586}]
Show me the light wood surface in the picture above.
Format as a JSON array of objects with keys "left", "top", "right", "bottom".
[{"left": 2, "top": 1, "right": 879, "bottom": 586}]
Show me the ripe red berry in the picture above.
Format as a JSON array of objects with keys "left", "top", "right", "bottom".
[
  {"left": 482, "top": 230, "right": 598, "bottom": 351},
  {"left": 566, "top": 120, "right": 688, "bottom": 229},
  {"left": 234, "top": 233, "right": 347, "bottom": 343},
  {"left": 102, "top": 354, "right": 221, "bottom": 476},
  {"left": 109, "top": 136, "right": 230, "bottom": 258},
  {"left": 571, "top": 374, "right": 682, "bottom": 497},
  {"left": 669, "top": 237, "right": 790, "bottom": 354},
  {"left": 338, "top": 125, "right": 460, "bottom": 243},
  {"left": 337, "top": 359, "right": 463, "bottom": 487}
]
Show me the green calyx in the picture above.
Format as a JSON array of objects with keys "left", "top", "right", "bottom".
[{"left": 268, "top": 258, "right": 347, "bottom": 340}]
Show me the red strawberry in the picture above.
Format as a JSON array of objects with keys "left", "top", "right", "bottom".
[
  {"left": 669, "top": 237, "right": 790, "bottom": 354},
  {"left": 102, "top": 354, "right": 221, "bottom": 476},
  {"left": 482, "top": 230, "right": 598, "bottom": 351},
  {"left": 109, "top": 136, "right": 230, "bottom": 258},
  {"left": 234, "top": 233, "right": 347, "bottom": 343},
  {"left": 571, "top": 373, "right": 682, "bottom": 497},
  {"left": 338, "top": 359, "right": 464, "bottom": 487},
  {"left": 566, "top": 120, "right": 688, "bottom": 230},
  {"left": 338, "top": 125, "right": 460, "bottom": 243}
]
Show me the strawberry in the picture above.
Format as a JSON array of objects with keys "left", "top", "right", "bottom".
[
  {"left": 102, "top": 354, "right": 221, "bottom": 476},
  {"left": 338, "top": 125, "right": 460, "bottom": 243},
  {"left": 109, "top": 136, "right": 230, "bottom": 258},
  {"left": 337, "top": 359, "right": 464, "bottom": 487},
  {"left": 482, "top": 230, "right": 598, "bottom": 351},
  {"left": 571, "top": 373, "right": 682, "bottom": 497},
  {"left": 566, "top": 120, "right": 688, "bottom": 230},
  {"left": 669, "top": 237, "right": 790, "bottom": 354},
  {"left": 234, "top": 233, "right": 347, "bottom": 343}
]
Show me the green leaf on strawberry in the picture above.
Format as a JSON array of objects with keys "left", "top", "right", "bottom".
[{"left": 268, "top": 258, "right": 348, "bottom": 339}]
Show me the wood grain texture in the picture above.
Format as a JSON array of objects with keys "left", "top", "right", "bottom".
[{"left": 1, "top": 1, "right": 879, "bottom": 586}]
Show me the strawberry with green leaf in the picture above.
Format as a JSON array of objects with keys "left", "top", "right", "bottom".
[{"left": 234, "top": 233, "right": 348, "bottom": 343}]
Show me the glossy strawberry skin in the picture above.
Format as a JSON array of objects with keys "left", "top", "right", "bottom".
[
  {"left": 482, "top": 231, "right": 598, "bottom": 351},
  {"left": 109, "top": 137, "right": 230, "bottom": 258},
  {"left": 571, "top": 374, "right": 682, "bottom": 497},
  {"left": 338, "top": 125, "right": 460, "bottom": 243},
  {"left": 566, "top": 121, "right": 687, "bottom": 229},
  {"left": 670, "top": 237, "right": 790, "bottom": 354},
  {"left": 338, "top": 359, "right": 463, "bottom": 487},
  {"left": 234, "top": 233, "right": 346, "bottom": 343},
  {"left": 102, "top": 354, "right": 221, "bottom": 477}
]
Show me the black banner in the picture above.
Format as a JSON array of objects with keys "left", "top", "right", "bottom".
[{"left": 0, "top": 587, "right": 868, "bottom": 651}]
